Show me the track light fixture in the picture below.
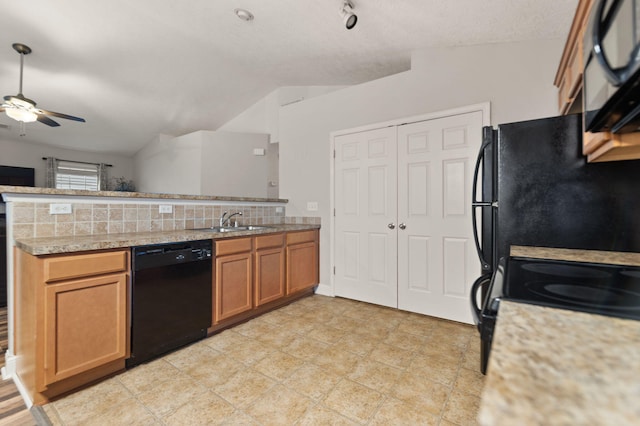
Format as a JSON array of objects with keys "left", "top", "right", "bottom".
[{"left": 339, "top": 1, "right": 357, "bottom": 30}]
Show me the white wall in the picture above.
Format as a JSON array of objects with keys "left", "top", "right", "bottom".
[
  {"left": 0, "top": 137, "right": 134, "bottom": 188},
  {"left": 200, "top": 131, "right": 270, "bottom": 198},
  {"left": 219, "top": 86, "right": 348, "bottom": 142},
  {"left": 134, "top": 132, "right": 203, "bottom": 195},
  {"left": 134, "top": 130, "right": 271, "bottom": 197},
  {"left": 278, "top": 39, "right": 565, "bottom": 292},
  {"left": 217, "top": 86, "right": 347, "bottom": 199}
]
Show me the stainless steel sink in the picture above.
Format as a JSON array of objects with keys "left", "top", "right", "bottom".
[{"left": 190, "top": 225, "right": 269, "bottom": 233}]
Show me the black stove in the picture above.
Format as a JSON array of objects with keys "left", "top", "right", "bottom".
[
  {"left": 499, "top": 257, "right": 640, "bottom": 319},
  {"left": 472, "top": 256, "right": 640, "bottom": 374}
]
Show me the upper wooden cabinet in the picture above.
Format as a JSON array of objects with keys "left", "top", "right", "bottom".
[
  {"left": 554, "top": 0, "right": 594, "bottom": 115},
  {"left": 555, "top": 0, "right": 640, "bottom": 162},
  {"left": 14, "top": 248, "right": 130, "bottom": 405}
]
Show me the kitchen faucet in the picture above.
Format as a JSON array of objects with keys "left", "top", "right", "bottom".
[{"left": 219, "top": 211, "right": 242, "bottom": 227}]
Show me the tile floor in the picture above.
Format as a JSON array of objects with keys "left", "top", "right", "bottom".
[{"left": 42, "top": 295, "right": 485, "bottom": 425}]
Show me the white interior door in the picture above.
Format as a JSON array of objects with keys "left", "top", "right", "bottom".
[
  {"left": 396, "top": 111, "right": 483, "bottom": 323},
  {"left": 334, "top": 127, "right": 398, "bottom": 307}
]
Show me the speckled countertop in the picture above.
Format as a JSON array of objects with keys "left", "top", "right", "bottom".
[
  {"left": 15, "top": 224, "right": 320, "bottom": 255},
  {"left": 511, "top": 245, "right": 640, "bottom": 266},
  {"left": 479, "top": 301, "right": 640, "bottom": 425},
  {"left": 0, "top": 185, "right": 287, "bottom": 203}
]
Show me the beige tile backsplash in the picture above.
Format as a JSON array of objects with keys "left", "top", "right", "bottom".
[{"left": 9, "top": 202, "right": 323, "bottom": 239}]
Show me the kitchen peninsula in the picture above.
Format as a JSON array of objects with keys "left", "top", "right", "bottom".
[
  {"left": 0, "top": 185, "right": 320, "bottom": 406},
  {"left": 478, "top": 246, "right": 640, "bottom": 425},
  {"left": 479, "top": 301, "right": 640, "bottom": 425}
]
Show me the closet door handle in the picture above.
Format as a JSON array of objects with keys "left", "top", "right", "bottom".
[
  {"left": 388, "top": 223, "right": 396, "bottom": 229},
  {"left": 399, "top": 223, "right": 406, "bottom": 230}
]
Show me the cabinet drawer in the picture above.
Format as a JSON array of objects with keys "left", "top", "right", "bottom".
[
  {"left": 216, "top": 237, "right": 252, "bottom": 256},
  {"left": 43, "top": 250, "right": 129, "bottom": 283},
  {"left": 255, "top": 233, "right": 284, "bottom": 250},
  {"left": 286, "top": 230, "right": 317, "bottom": 245}
]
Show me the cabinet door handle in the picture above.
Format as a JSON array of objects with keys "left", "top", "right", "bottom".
[
  {"left": 388, "top": 223, "right": 396, "bottom": 229},
  {"left": 399, "top": 223, "right": 406, "bottom": 230}
]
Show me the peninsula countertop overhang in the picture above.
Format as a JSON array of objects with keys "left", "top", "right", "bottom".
[
  {"left": 479, "top": 301, "right": 640, "bottom": 425},
  {"left": 0, "top": 185, "right": 288, "bottom": 204}
]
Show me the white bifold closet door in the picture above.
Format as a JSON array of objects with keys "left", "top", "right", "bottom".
[
  {"left": 334, "top": 127, "right": 398, "bottom": 308},
  {"left": 334, "top": 110, "right": 482, "bottom": 323}
]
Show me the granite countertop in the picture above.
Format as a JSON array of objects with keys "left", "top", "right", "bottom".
[
  {"left": 15, "top": 224, "right": 320, "bottom": 255},
  {"left": 479, "top": 301, "right": 640, "bottom": 425},
  {"left": 0, "top": 185, "right": 287, "bottom": 203}
]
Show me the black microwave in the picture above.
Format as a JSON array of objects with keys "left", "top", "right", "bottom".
[{"left": 583, "top": 0, "right": 640, "bottom": 133}]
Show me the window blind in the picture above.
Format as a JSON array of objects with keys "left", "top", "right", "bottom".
[{"left": 55, "top": 161, "right": 100, "bottom": 190}]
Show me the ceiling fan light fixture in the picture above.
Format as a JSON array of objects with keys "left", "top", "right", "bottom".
[
  {"left": 339, "top": 1, "right": 357, "bottom": 30},
  {"left": 5, "top": 108, "right": 37, "bottom": 123},
  {"left": 2, "top": 42, "right": 86, "bottom": 127}
]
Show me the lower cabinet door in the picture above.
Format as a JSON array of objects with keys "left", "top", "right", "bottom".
[
  {"left": 255, "top": 247, "right": 285, "bottom": 307},
  {"left": 215, "top": 252, "right": 253, "bottom": 323},
  {"left": 286, "top": 241, "right": 319, "bottom": 295},
  {"left": 44, "top": 273, "right": 128, "bottom": 385}
]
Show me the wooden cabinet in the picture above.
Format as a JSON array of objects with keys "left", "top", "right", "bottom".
[
  {"left": 583, "top": 131, "right": 640, "bottom": 162},
  {"left": 254, "top": 233, "right": 285, "bottom": 307},
  {"left": 214, "top": 237, "right": 253, "bottom": 323},
  {"left": 286, "top": 230, "right": 319, "bottom": 295},
  {"left": 554, "top": 0, "right": 593, "bottom": 115},
  {"left": 15, "top": 249, "right": 129, "bottom": 405},
  {"left": 44, "top": 274, "right": 128, "bottom": 385},
  {"left": 210, "top": 228, "right": 319, "bottom": 331},
  {"left": 555, "top": 0, "right": 640, "bottom": 162}
]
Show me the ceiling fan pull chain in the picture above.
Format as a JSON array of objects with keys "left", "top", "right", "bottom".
[{"left": 19, "top": 121, "right": 26, "bottom": 137}]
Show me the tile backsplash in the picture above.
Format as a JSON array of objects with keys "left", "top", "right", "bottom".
[{"left": 10, "top": 202, "right": 301, "bottom": 239}]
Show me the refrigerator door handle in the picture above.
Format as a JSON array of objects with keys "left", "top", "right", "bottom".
[
  {"left": 470, "top": 274, "right": 491, "bottom": 329},
  {"left": 472, "top": 136, "right": 492, "bottom": 271}
]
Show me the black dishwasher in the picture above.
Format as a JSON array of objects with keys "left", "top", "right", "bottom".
[{"left": 127, "top": 239, "right": 212, "bottom": 367}]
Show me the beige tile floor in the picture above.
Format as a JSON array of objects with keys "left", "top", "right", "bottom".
[{"left": 42, "top": 295, "right": 485, "bottom": 425}]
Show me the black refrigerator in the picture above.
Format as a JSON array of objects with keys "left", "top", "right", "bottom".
[{"left": 471, "top": 113, "right": 640, "bottom": 290}]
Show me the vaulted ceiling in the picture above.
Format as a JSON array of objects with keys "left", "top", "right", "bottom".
[{"left": 0, "top": 0, "right": 578, "bottom": 155}]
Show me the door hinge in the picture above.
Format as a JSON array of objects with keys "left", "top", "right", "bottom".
[
  {"left": 333, "top": 208, "right": 336, "bottom": 216},
  {"left": 333, "top": 266, "right": 336, "bottom": 274},
  {"left": 333, "top": 149, "right": 336, "bottom": 158}
]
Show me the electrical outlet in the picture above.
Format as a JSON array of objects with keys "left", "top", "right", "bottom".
[
  {"left": 159, "top": 205, "right": 173, "bottom": 214},
  {"left": 307, "top": 201, "right": 318, "bottom": 211},
  {"left": 49, "top": 204, "right": 72, "bottom": 215}
]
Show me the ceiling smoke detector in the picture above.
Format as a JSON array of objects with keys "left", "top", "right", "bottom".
[
  {"left": 339, "top": 1, "right": 357, "bottom": 30},
  {"left": 234, "top": 8, "right": 254, "bottom": 22}
]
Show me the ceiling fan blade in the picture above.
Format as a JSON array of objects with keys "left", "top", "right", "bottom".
[
  {"left": 37, "top": 114, "right": 60, "bottom": 127},
  {"left": 38, "top": 109, "right": 86, "bottom": 123}
]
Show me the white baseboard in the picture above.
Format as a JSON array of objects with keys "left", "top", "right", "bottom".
[
  {"left": 2, "top": 351, "right": 16, "bottom": 379},
  {"left": 314, "top": 283, "right": 334, "bottom": 297},
  {"left": 2, "top": 352, "right": 33, "bottom": 408}
]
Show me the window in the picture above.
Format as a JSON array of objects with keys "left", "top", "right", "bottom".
[{"left": 55, "top": 161, "right": 100, "bottom": 190}]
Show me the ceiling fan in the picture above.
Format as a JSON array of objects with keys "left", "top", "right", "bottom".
[{"left": 0, "top": 43, "right": 86, "bottom": 128}]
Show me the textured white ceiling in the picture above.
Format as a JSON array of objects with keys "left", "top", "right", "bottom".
[{"left": 0, "top": 0, "right": 578, "bottom": 155}]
